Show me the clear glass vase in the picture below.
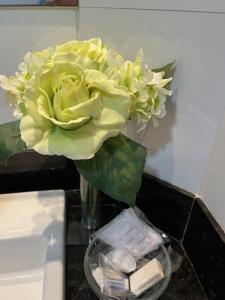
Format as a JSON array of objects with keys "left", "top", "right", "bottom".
[{"left": 80, "top": 175, "right": 100, "bottom": 230}]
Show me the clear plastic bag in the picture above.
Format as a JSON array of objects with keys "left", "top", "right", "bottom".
[
  {"left": 92, "top": 252, "right": 130, "bottom": 300},
  {"left": 95, "top": 208, "right": 164, "bottom": 258},
  {"left": 106, "top": 248, "right": 137, "bottom": 273},
  {"left": 86, "top": 207, "right": 172, "bottom": 300}
]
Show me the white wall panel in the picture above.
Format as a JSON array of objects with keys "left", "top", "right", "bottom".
[
  {"left": 80, "top": 0, "right": 225, "bottom": 13},
  {"left": 0, "top": 8, "right": 77, "bottom": 123},
  {"left": 78, "top": 7, "right": 225, "bottom": 194},
  {"left": 201, "top": 111, "right": 225, "bottom": 230},
  {"left": 0, "top": 3, "right": 224, "bottom": 227}
]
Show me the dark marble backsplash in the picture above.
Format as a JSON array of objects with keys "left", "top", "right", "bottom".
[
  {"left": 136, "top": 174, "right": 195, "bottom": 241},
  {"left": 183, "top": 199, "right": 225, "bottom": 300},
  {"left": 0, "top": 151, "right": 79, "bottom": 193}
]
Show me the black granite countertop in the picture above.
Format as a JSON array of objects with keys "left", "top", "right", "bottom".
[
  {"left": 66, "top": 192, "right": 207, "bottom": 300},
  {"left": 1, "top": 152, "right": 223, "bottom": 299},
  {"left": 66, "top": 244, "right": 207, "bottom": 300}
]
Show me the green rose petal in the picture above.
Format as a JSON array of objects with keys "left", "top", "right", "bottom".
[
  {"left": 92, "top": 107, "right": 125, "bottom": 129},
  {"left": 1, "top": 39, "right": 133, "bottom": 160},
  {"left": 85, "top": 69, "right": 128, "bottom": 97},
  {"left": 47, "top": 124, "right": 118, "bottom": 160},
  {"left": 63, "top": 91, "right": 103, "bottom": 119},
  {"left": 37, "top": 94, "right": 90, "bottom": 130},
  {"left": 20, "top": 114, "right": 50, "bottom": 153},
  {"left": 55, "top": 38, "right": 107, "bottom": 64},
  {"left": 17, "top": 49, "right": 131, "bottom": 159}
]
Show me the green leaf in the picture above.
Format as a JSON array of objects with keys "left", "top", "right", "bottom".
[
  {"left": 0, "top": 120, "right": 26, "bottom": 163},
  {"left": 153, "top": 60, "right": 175, "bottom": 78},
  {"left": 74, "top": 134, "right": 147, "bottom": 206}
]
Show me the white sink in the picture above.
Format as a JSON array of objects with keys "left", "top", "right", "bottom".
[{"left": 0, "top": 190, "right": 65, "bottom": 300}]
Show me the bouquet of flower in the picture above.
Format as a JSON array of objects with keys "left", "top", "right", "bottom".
[{"left": 0, "top": 38, "right": 173, "bottom": 206}]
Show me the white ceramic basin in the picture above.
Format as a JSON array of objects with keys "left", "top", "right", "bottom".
[{"left": 0, "top": 190, "right": 65, "bottom": 300}]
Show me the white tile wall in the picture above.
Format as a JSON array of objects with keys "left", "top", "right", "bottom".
[
  {"left": 78, "top": 4, "right": 225, "bottom": 228},
  {"left": 0, "top": 3, "right": 224, "bottom": 228},
  {"left": 0, "top": 8, "right": 77, "bottom": 123},
  {"left": 78, "top": 7, "right": 225, "bottom": 196},
  {"left": 80, "top": 0, "right": 225, "bottom": 13},
  {"left": 201, "top": 111, "right": 225, "bottom": 230}
]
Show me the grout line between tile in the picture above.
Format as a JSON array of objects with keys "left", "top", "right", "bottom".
[
  {"left": 181, "top": 198, "right": 195, "bottom": 243},
  {"left": 79, "top": 6, "right": 225, "bottom": 15},
  {"left": 181, "top": 244, "right": 209, "bottom": 300},
  {"left": 75, "top": 7, "right": 80, "bottom": 40}
]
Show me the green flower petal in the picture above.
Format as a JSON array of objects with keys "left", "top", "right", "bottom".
[
  {"left": 37, "top": 94, "right": 54, "bottom": 119},
  {"left": 63, "top": 91, "right": 103, "bottom": 119},
  {"left": 47, "top": 124, "right": 119, "bottom": 160},
  {"left": 23, "top": 47, "right": 54, "bottom": 75},
  {"left": 91, "top": 94, "right": 130, "bottom": 129},
  {"left": 50, "top": 117, "right": 90, "bottom": 130},
  {"left": 85, "top": 69, "right": 128, "bottom": 97},
  {"left": 55, "top": 38, "right": 107, "bottom": 64},
  {"left": 37, "top": 93, "right": 90, "bottom": 130},
  {"left": 92, "top": 107, "right": 125, "bottom": 129},
  {"left": 23, "top": 83, "right": 52, "bottom": 128},
  {"left": 20, "top": 114, "right": 51, "bottom": 154},
  {"left": 15, "top": 42, "right": 133, "bottom": 160}
]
